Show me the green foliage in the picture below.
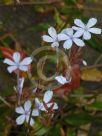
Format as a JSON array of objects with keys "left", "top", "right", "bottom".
[
  {"left": 48, "top": 124, "right": 61, "bottom": 136},
  {"left": 0, "top": 107, "right": 13, "bottom": 136},
  {"left": 34, "top": 127, "right": 49, "bottom": 136},
  {"left": 64, "top": 0, "right": 77, "bottom": 5},
  {"left": 89, "top": 100, "right": 102, "bottom": 110},
  {"left": 33, "top": 23, "right": 49, "bottom": 32},
  {"left": 67, "top": 129, "right": 76, "bottom": 136},
  {"left": 65, "top": 112, "right": 94, "bottom": 126},
  {"left": 86, "top": 37, "right": 102, "bottom": 52}
]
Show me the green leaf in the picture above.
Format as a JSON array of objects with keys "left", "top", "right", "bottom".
[
  {"left": 64, "top": 0, "right": 76, "bottom": 5},
  {"left": 34, "top": 127, "right": 49, "bottom": 136},
  {"left": 89, "top": 101, "right": 102, "bottom": 110},
  {"left": 86, "top": 37, "right": 102, "bottom": 53},
  {"left": 32, "top": 23, "right": 49, "bottom": 32},
  {"left": 67, "top": 129, "right": 76, "bottom": 136},
  {"left": 49, "top": 124, "right": 61, "bottom": 136},
  {"left": 0, "top": 36, "right": 14, "bottom": 47},
  {"left": 65, "top": 112, "right": 94, "bottom": 126}
]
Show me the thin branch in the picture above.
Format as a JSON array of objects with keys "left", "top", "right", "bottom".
[
  {"left": 0, "top": 0, "right": 60, "bottom": 7},
  {"left": 82, "top": 63, "right": 102, "bottom": 70},
  {"left": 94, "top": 54, "right": 102, "bottom": 64},
  {"left": 0, "top": 96, "right": 11, "bottom": 108}
]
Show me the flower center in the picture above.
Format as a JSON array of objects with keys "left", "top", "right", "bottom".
[
  {"left": 70, "top": 35, "right": 73, "bottom": 40},
  {"left": 84, "top": 26, "right": 88, "bottom": 32},
  {"left": 25, "top": 110, "right": 29, "bottom": 116},
  {"left": 16, "top": 63, "right": 20, "bottom": 68},
  {"left": 54, "top": 36, "right": 58, "bottom": 42}
]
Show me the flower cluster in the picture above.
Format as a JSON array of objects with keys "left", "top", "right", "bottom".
[
  {"left": 2, "top": 18, "right": 101, "bottom": 128},
  {"left": 16, "top": 90, "right": 58, "bottom": 126},
  {"left": 3, "top": 52, "right": 59, "bottom": 126},
  {"left": 42, "top": 18, "right": 101, "bottom": 49}
]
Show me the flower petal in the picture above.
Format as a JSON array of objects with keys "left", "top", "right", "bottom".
[
  {"left": 40, "top": 103, "right": 46, "bottom": 111},
  {"left": 72, "top": 26, "right": 80, "bottom": 30},
  {"left": 7, "top": 65, "right": 17, "bottom": 73},
  {"left": 53, "top": 103, "right": 58, "bottom": 110},
  {"left": 58, "top": 33, "right": 68, "bottom": 41},
  {"left": 83, "top": 31, "right": 91, "bottom": 40},
  {"left": 61, "top": 28, "right": 66, "bottom": 34},
  {"left": 48, "top": 27, "right": 57, "bottom": 39},
  {"left": 13, "top": 52, "right": 21, "bottom": 63},
  {"left": 16, "top": 115, "right": 25, "bottom": 125},
  {"left": 82, "top": 60, "right": 87, "bottom": 66},
  {"left": 88, "top": 28, "right": 101, "bottom": 34},
  {"left": 73, "top": 38, "right": 85, "bottom": 47},
  {"left": 65, "top": 28, "right": 74, "bottom": 36},
  {"left": 3, "top": 59, "right": 15, "bottom": 65},
  {"left": 30, "top": 118, "right": 35, "bottom": 126},
  {"left": 43, "top": 90, "right": 53, "bottom": 103},
  {"left": 74, "top": 29, "right": 84, "bottom": 37},
  {"left": 15, "top": 106, "right": 25, "bottom": 114},
  {"left": 74, "top": 19, "right": 85, "bottom": 28},
  {"left": 26, "top": 116, "right": 35, "bottom": 126},
  {"left": 24, "top": 100, "right": 32, "bottom": 112},
  {"left": 32, "top": 88, "right": 37, "bottom": 93},
  {"left": 19, "top": 65, "right": 28, "bottom": 71},
  {"left": 20, "top": 57, "right": 32, "bottom": 65},
  {"left": 47, "top": 102, "right": 58, "bottom": 110},
  {"left": 42, "top": 35, "right": 53, "bottom": 42},
  {"left": 35, "top": 98, "right": 41, "bottom": 107},
  {"left": 55, "top": 75, "right": 68, "bottom": 85},
  {"left": 32, "top": 109, "right": 39, "bottom": 116},
  {"left": 47, "top": 103, "right": 53, "bottom": 108},
  {"left": 63, "top": 39, "right": 72, "bottom": 50},
  {"left": 86, "top": 18, "right": 97, "bottom": 28}
]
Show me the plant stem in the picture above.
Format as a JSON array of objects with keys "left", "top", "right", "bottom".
[
  {"left": 82, "top": 63, "right": 102, "bottom": 70},
  {"left": 94, "top": 54, "right": 102, "bottom": 64},
  {"left": 56, "top": 47, "right": 59, "bottom": 66},
  {"left": 0, "top": 0, "right": 59, "bottom": 6},
  {"left": 17, "top": 70, "right": 20, "bottom": 105},
  {"left": 0, "top": 96, "right": 11, "bottom": 108},
  {"left": 26, "top": 102, "right": 35, "bottom": 136}
]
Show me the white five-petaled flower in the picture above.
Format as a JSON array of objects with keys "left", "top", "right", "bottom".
[
  {"left": 72, "top": 18, "right": 101, "bottom": 40},
  {"left": 58, "top": 28, "right": 85, "bottom": 49},
  {"left": 15, "top": 100, "right": 39, "bottom": 126},
  {"left": 42, "top": 27, "right": 64, "bottom": 48},
  {"left": 35, "top": 90, "right": 58, "bottom": 113},
  {"left": 3, "top": 52, "right": 32, "bottom": 73},
  {"left": 55, "top": 75, "right": 71, "bottom": 85}
]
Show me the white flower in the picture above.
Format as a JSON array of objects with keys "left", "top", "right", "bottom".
[
  {"left": 3, "top": 52, "right": 32, "bottom": 73},
  {"left": 58, "top": 28, "right": 85, "bottom": 49},
  {"left": 72, "top": 18, "right": 101, "bottom": 40},
  {"left": 55, "top": 75, "right": 71, "bottom": 85},
  {"left": 15, "top": 100, "right": 39, "bottom": 126},
  {"left": 42, "top": 27, "right": 65, "bottom": 48},
  {"left": 35, "top": 90, "right": 58, "bottom": 113}
]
